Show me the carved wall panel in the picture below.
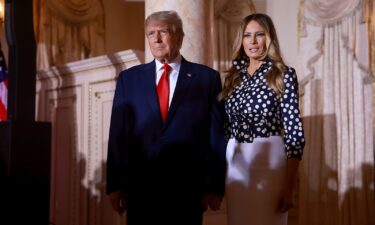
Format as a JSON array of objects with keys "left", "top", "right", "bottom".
[
  {"left": 36, "top": 49, "right": 144, "bottom": 225},
  {"left": 88, "top": 81, "right": 120, "bottom": 225},
  {"left": 47, "top": 87, "right": 84, "bottom": 225}
]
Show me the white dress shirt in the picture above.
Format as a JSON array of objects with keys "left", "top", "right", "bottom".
[{"left": 155, "top": 54, "right": 181, "bottom": 107}]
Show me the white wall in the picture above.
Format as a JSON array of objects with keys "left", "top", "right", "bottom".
[{"left": 253, "top": 0, "right": 300, "bottom": 73}]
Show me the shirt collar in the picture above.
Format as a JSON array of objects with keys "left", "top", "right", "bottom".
[
  {"left": 232, "top": 56, "right": 272, "bottom": 75},
  {"left": 155, "top": 54, "right": 182, "bottom": 72}
]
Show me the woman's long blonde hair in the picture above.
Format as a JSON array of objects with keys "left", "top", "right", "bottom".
[{"left": 219, "top": 13, "right": 286, "bottom": 100}]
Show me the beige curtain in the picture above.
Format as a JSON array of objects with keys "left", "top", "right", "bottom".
[
  {"left": 364, "top": 0, "right": 375, "bottom": 77},
  {"left": 34, "top": 0, "right": 105, "bottom": 70},
  {"left": 298, "top": 0, "right": 374, "bottom": 225}
]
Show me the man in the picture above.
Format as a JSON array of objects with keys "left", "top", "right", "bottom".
[{"left": 106, "top": 10, "right": 227, "bottom": 225}]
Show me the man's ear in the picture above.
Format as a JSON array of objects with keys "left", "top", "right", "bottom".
[{"left": 177, "top": 34, "right": 184, "bottom": 49}]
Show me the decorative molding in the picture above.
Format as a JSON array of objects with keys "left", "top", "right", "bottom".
[
  {"left": 37, "top": 49, "right": 144, "bottom": 80},
  {"left": 215, "top": 0, "right": 254, "bottom": 22}
]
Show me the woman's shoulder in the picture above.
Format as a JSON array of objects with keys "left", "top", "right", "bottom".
[
  {"left": 281, "top": 65, "right": 300, "bottom": 89},
  {"left": 283, "top": 65, "right": 296, "bottom": 74},
  {"left": 267, "top": 60, "right": 297, "bottom": 78},
  {"left": 282, "top": 65, "right": 298, "bottom": 80}
]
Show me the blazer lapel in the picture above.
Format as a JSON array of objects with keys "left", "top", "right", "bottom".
[{"left": 163, "top": 57, "right": 195, "bottom": 129}]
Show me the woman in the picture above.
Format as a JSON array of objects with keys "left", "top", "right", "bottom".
[{"left": 220, "top": 13, "right": 305, "bottom": 225}]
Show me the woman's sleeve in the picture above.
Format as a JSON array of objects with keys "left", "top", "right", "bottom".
[{"left": 280, "top": 68, "right": 305, "bottom": 160}]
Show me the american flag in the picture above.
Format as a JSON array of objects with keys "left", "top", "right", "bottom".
[{"left": 0, "top": 46, "right": 7, "bottom": 121}]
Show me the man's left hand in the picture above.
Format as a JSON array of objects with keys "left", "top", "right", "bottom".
[{"left": 202, "top": 194, "right": 223, "bottom": 211}]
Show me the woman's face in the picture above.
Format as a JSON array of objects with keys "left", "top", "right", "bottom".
[{"left": 242, "top": 20, "right": 267, "bottom": 60}]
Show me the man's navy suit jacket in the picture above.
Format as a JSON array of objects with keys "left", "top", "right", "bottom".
[{"left": 106, "top": 57, "right": 226, "bottom": 207}]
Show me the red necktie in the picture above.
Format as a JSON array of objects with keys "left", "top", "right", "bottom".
[{"left": 157, "top": 64, "right": 171, "bottom": 122}]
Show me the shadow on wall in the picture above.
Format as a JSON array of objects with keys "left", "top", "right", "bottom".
[
  {"left": 90, "top": 159, "right": 126, "bottom": 225},
  {"left": 43, "top": 64, "right": 79, "bottom": 225},
  {"left": 299, "top": 113, "right": 375, "bottom": 225},
  {"left": 49, "top": 154, "right": 125, "bottom": 225},
  {"left": 341, "top": 164, "right": 375, "bottom": 225},
  {"left": 299, "top": 114, "right": 339, "bottom": 225}
]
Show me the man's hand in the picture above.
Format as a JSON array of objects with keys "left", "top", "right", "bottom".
[
  {"left": 202, "top": 194, "right": 223, "bottom": 211},
  {"left": 109, "top": 191, "right": 126, "bottom": 215}
]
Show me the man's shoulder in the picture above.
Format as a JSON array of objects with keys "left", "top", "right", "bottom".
[
  {"left": 118, "top": 62, "right": 153, "bottom": 79},
  {"left": 123, "top": 62, "right": 152, "bottom": 73},
  {"left": 183, "top": 60, "right": 219, "bottom": 75}
]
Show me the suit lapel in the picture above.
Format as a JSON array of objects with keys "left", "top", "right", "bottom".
[
  {"left": 163, "top": 57, "right": 195, "bottom": 130},
  {"left": 142, "top": 60, "right": 163, "bottom": 121}
]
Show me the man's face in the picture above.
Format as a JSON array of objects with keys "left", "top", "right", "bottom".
[{"left": 146, "top": 20, "right": 182, "bottom": 63}]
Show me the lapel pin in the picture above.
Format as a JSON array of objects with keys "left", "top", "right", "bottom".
[{"left": 187, "top": 73, "right": 192, "bottom": 77}]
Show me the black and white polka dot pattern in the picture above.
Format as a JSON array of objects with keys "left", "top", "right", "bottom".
[{"left": 225, "top": 59, "right": 305, "bottom": 159}]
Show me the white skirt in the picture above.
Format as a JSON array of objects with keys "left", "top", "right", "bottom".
[{"left": 225, "top": 136, "right": 288, "bottom": 225}]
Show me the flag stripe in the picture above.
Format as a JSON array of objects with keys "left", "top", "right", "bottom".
[
  {"left": 0, "top": 47, "right": 8, "bottom": 121},
  {"left": 0, "top": 98, "right": 6, "bottom": 120},
  {"left": 0, "top": 81, "right": 7, "bottom": 108}
]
